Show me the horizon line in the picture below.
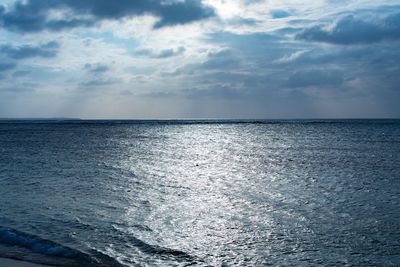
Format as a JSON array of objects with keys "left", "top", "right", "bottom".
[{"left": 0, "top": 117, "right": 399, "bottom": 121}]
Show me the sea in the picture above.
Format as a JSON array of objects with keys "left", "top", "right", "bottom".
[{"left": 0, "top": 119, "right": 399, "bottom": 266}]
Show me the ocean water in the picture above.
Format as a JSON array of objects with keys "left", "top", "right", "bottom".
[{"left": 0, "top": 120, "right": 399, "bottom": 266}]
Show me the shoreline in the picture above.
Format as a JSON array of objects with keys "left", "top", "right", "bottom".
[{"left": 0, "top": 257, "right": 53, "bottom": 267}]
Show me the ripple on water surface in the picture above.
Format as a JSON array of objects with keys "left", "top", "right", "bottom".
[{"left": 0, "top": 120, "right": 399, "bottom": 266}]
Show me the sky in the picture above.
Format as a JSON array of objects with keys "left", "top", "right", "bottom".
[{"left": 0, "top": 0, "right": 399, "bottom": 119}]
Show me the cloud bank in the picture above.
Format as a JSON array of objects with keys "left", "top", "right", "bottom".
[
  {"left": 0, "top": 0, "right": 215, "bottom": 32},
  {"left": 0, "top": 0, "right": 399, "bottom": 119},
  {"left": 297, "top": 12, "right": 400, "bottom": 44},
  {"left": 0, "top": 41, "right": 59, "bottom": 59}
]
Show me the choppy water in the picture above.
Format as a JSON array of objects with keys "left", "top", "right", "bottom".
[{"left": 0, "top": 120, "right": 399, "bottom": 266}]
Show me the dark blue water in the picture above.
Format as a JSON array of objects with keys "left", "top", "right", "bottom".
[{"left": 0, "top": 120, "right": 399, "bottom": 266}]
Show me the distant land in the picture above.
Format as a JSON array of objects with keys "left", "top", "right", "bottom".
[{"left": 0, "top": 118, "right": 81, "bottom": 121}]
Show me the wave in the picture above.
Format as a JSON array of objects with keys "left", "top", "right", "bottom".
[
  {"left": 111, "top": 225, "right": 199, "bottom": 264},
  {"left": 0, "top": 226, "right": 124, "bottom": 267},
  {"left": 126, "top": 235, "right": 195, "bottom": 260}
]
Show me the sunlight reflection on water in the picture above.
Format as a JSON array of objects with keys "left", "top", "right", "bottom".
[{"left": 0, "top": 121, "right": 399, "bottom": 266}]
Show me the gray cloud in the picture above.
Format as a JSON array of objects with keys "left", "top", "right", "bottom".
[
  {"left": 140, "top": 91, "right": 176, "bottom": 98},
  {"left": 285, "top": 69, "right": 345, "bottom": 88},
  {"left": 12, "top": 70, "right": 30, "bottom": 77},
  {"left": 80, "top": 78, "right": 120, "bottom": 88},
  {"left": 157, "top": 47, "right": 185, "bottom": 58},
  {"left": 182, "top": 85, "right": 243, "bottom": 99},
  {"left": 140, "top": 84, "right": 245, "bottom": 100},
  {"left": 0, "top": 62, "right": 16, "bottom": 72},
  {"left": 84, "top": 63, "right": 110, "bottom": 74},
  {"left": 81, "top": 63, "right": 117, "bottom": 89},
  {"left": 135, "top": 46, "right": 185, "bottom": 58},
  {"left": 153, "top": 1, "right": 214, "bottom": 28},
  {"left": 0, "top": 81, "right": 37, "bottom": 93},
  {"left": 165, "top": 26, "right": 400, "bottom": 108},
  {"left": 0, "top": 41, "right": 59, "bottom": 59},
  {"left": 168, "top": 49, "right": 243, "bottom": 76},
  {"left": 227, "top": 17, "right": 258, "bottom": 26},
  {"left": 200, "top": 50, "right": 241, "bottom": 70},
  {"left": 0, "top": 0, "right": 215, "bottom": 32},
  {"left": 1, "top": 2, "right": 399, "bottom": 118},
  {"left": 296, "top": 12, "right": 400, "bottom": 45},
  {"left": 208, "top": 32, "right": 280, "bottom": 49}
]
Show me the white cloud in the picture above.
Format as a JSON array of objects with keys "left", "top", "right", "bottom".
[{"left": 274, "top": 50, "right": 308, "bottom": 63}]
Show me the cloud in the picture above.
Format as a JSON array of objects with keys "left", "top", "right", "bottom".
[
  {"left": 163, "top": 49, "right": 242, "bottom": 77},
  {"left": 140, "top": 90, "right": 176, "bottom": 98},
  {"left": 208, "top": 32, "right": 280, "bottom": 47},
  {"left": 84, "top": 63, "right": 110, "bottom": 74},
  {"left": 227, "top": 17, "right": 258, "bottom": 26},
  {"left": 0, "top": 41, "right": 59, "bottom": 59},
  {"left": 157, "top": 47, "right": 185, "bottom": 58},
  {"left": 274, "top": 50, "right": 308, "bottom": 63},
  {"left": 199, "top": 49, "right": 241, "bottom": 70},
  {"left": 0, "top": 81, "right": 37, "bottom": 93},
  {"left": 80, "top": 78, "right": 120, "bottom": 88},
  {"left": 140, "top": 84, "right": 244, "bottom": 100},
  {"left": 153, "top": 1, "right": 215, "bottom": 28},
  {"left": 181, "top": 85, "right": 243, "bottom": 99},
  {"left": 285, "top": 69, "right": 345, "bottom": 88},
  {"left": 1, "top": 1, "right": 400, "bottom": 118},
  {"left": 12, "top": 70, "right": 30, "bottom": 77},
  {"left": 0, "top": 62, "right": 16, "bottom": 72},
  {"left": 0, "top": 0, "right": 215, "bottom": 32},
  {"left": 296, "top": 12, "right": 400, "bottom": 45},
  {"left": 135, "top": 46, "right": 185, "bottom": 58}
]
